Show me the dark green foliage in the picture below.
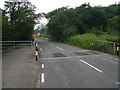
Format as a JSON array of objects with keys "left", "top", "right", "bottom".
[
  {"left": 46, "top": 3, "right": 119, "bottom": 42},
  {"left": 46, "top": 7, "right": 79, "bottom": 41},
  {"left": 107, "top": 16, "right": 119, "bottom": 34},
  {"left": 2, "top": 10, "right": 13, "bottom": 41},
  {"left": 2, "top": 1, "right": 41, "bottom": 41}
]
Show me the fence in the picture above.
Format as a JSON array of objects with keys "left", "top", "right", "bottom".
[
  {"left": 92, "top": 40, "right": 119, "bottom": 55},
  {"left": 1, "top": 41, "right": 33, "bottom": 50}
]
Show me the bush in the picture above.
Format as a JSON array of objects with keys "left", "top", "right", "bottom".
[{"left": 64, "top": 33, "right": 118, "bottom": 49}]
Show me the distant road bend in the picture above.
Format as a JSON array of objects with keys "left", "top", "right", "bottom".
[{"left": 35, "top": 39, "right": 119, "bottom": 88}]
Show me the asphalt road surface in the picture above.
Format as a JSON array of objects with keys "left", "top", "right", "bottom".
[
  {"left": 2, "top": 46, "right": 41, "bottom": 88},
  {"left": 35, "top": 39, "right": 119, "bottom": 88}
]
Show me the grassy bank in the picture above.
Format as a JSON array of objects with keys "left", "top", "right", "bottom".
[
  {"left": 64, "top": 33, "right": 118, "bottom": 49},
  {"left": 36, "top": 37, "right": 48, "bottom": 40}
]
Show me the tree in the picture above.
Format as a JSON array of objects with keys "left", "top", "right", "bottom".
[
  {"left": 46, "top": 7, "right": 79, "bottom": 41},
  {"left": 3, "top": 1, "right": 42, "bottom": 41},
  {"left": 107, "top": 16, "right": 120, "bottom": 34},
  {"left": 45, "top": 3, "right": 119, "bottom": 42},
  {"left": 2, "top": 9, "right": 13, "bottom": 41}
]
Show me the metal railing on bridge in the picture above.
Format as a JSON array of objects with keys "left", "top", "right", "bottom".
[
  {"left": 1, "top": 41, "right": 34, "bottom": 50},
  {"left": 92, "top": 40, "right": 119, "bottom": 55}
]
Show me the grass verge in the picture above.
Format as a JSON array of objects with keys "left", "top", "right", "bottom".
[
  {"left": 36, "top": 37, "right": 48, "bottom": 40},
  {"left": 64, "top": 33, "right": 119, "bottom": 55}
]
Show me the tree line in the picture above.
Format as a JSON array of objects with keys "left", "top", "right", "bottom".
[
  {"left": 1, "top": 1, "right": 42, "bottom": 41},
  {"left": 45, "top": 3, "right": 120, "bottom": 42}
]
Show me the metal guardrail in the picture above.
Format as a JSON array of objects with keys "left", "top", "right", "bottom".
[
  {"left": 1, "top": 40, "right": 41, "bottom": 62},
  {"left": 92, "top": 40, "right": 119, "bottom": 55},
  {"left": 1, "top": 41, "right": 33, "bottom": 49}
]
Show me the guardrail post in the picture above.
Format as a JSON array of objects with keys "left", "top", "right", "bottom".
[
  {"left": 91, "top": 42, "right": 93, "bottom": 46},
  {"left": 116, "top": 43, "right": 119, "bottom": 55},
  {"left": 92, "top": 41, "right": 94, "bottom": 49}
]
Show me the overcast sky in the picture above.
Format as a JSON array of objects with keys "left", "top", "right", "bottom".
[
  {"left": 30, "top": 0, "right": 120, "bottom": 13},
  {"left": 0, "top": 0, "right": 120, "bottom": 13},
  {"left": 0, "top": 0, "right": 119, "bottom": 24}
]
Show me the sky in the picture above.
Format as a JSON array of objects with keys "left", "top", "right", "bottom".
[
  {"left": 30, "top": 0, "right": 119, "bottom": 13},
  {"left": 0, "top": 0, "right": 119, "bottom": 24},
  {"left": 0, "top": 0, "right": 120, "bottom": 13}
]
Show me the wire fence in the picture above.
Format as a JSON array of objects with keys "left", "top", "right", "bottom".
[{"left": 92, "top": 40, "right": 119, "bottom": 55}]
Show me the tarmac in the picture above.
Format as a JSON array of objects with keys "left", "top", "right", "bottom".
[{"left": 2, "top": 46, "right": 41, "bottom": 88}]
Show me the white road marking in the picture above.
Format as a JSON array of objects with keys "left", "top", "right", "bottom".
[
  {"left": 116, "top": 82, "right": 120, "bottom": 84},
  {"left": 42, "top": 64, "right": 44, "bottom": 69},
  {"left": 41, "top": 73, "right": 45, "bottom": 83},
  {"left": 49, "top": 43, "right": 54, "bottom": 46},
  {"left": 36, "top": 51, "right": 38, "bottom": 55},
  {"left": 80, "top": 59, "right": 103, "bottom": 73},
  {"left": 42, "top": 55, "right": 100, "bottom": 60},
  {"left": 56, "top": 46, "right": 63, "bottom": 50},
  {"left": 40, "top": 48, "right": 42, "bottom": 51},
  {"left": 49, "top": 43, "right": 63, "bottom": 50},
  {"left": 115, "top": 59, "right": 119, "bottom": 61}
]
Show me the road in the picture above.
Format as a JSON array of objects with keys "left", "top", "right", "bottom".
[{"left": 35, "top": 39, "right": 119, "bottom": 88}]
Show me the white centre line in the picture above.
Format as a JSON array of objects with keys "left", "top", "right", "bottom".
[
  {"left": 42, "top": 64, "right": 44, "bottom": 69},
  {"left": 41, "top": 73, "right": 45, "bottom": 83},
  {"left": 56, "top": 46, "right": 63, "bottom": 50},
  {"left": 49, "top": 43, "right": 63, "bottom": 50},
  {"left": 49, "top": 43, "right": 54, "bottom": 46},
  {"left": 80, "top": 59, "right": 103, "bottom": 73}
]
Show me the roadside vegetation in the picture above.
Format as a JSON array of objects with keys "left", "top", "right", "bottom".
[
  {"left": 1, "top": 1, "right": 42, "bottom": 41},
  {"left": 43, "top": 3, "right": 120, "bottom": 54},
  {"left": 45, "top": 3, "right": 119, "bottom": 42},
  {"left": 64, "top": 33, "right": 118, "bottom": 49},
  {"left": 1, "top": 1, "right": 43, "bottom": 51},
  {"left": 1, "top": 1, "right": 120, "bottom": 54},
  {"left": 36, "top": 37, "right": 48, "bottom": 40}
]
